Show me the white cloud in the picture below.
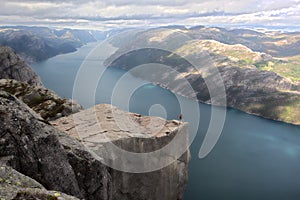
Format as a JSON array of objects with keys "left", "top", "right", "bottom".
[{"left": 0, "top": 0, "right": 299, "bottom": 30}]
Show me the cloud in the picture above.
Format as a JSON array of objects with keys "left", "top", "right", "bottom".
[{"left": 0, "top": 0, "right": 299, "bottom": 30}]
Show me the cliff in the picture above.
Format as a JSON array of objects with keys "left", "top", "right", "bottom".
[
  {"left": 52, "top": 104, "right": 190, "bottom": 200},
  {"left": 0, "top": 91, "right": 190, "bottom": 200},
  {"left": 0, "top": 46, "right": 82, "bottom": 120},
  {"left": 0, "top": 91, "right": 111, "bottom": 199},
  {"left": 0, "top": 46, "right": 42, "bottom": 86}
]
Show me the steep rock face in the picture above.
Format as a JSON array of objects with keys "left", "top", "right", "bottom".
[
  {"left": 0, "top": 91, "right": 112, "bottom": 199},
  {"left": 0, "top": 46, "right": 42, "bottom": 86},
  {"left": 0, "top": 91, "right": 190, "bottom": 200},
  {"left": 52, "top": 104, "right": 190, "bottom": 200},
  {"left": 0, "top": 79, "right": 82, "bottom": 120}
]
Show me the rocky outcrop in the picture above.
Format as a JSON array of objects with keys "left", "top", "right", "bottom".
[
  {"left": 52, "top": 104, "right": 190, "bottom": 200},
  {"left": 0, "top": 46, "right": 42, "bottom": 86},
  {"left": 0, "top": 91, "right": 190, "bottom": 200},
  {"left": 0, "top": 48, "right": 82, "bottom": 120},
  {"left": 0, "top": 79, "right": 82, "bottom": 120},
  {"left": 0, "top": 165, "right": 79, "bottom": 200},
  {"left": 0, "top": 91, "right": 112, "bottom": 199}
]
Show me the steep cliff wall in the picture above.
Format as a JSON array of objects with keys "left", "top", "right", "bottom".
[
  {"left": 0, "top": 91, "right": 112, "bottom": 199},
  {"left": 52, "top": 104, "right": 190, "bottom": 200},
  {"left": 0, "top": 91, "right": 190, "bottom": 200},
  {"left": 0, "top": 47, "right": 82, "bottom": 120}
]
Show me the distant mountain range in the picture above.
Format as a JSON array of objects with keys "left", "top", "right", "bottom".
[
  {"left": 0, "top": 25, "right": 299, "bottom": 124},
  {"left": 0, "top": 26, "right": 114, "bottom": 62},
  {"left": 105, "top": 26, "right": 300, "bottom": 124}
]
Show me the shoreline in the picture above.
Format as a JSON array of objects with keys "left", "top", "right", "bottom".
[{"left": 133, "top": 76, "right": 300, "bottom": 127}]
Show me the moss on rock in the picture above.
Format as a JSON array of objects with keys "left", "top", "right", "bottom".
[{"left": 0, "top": 79, "right": 82, "bottom": 121}]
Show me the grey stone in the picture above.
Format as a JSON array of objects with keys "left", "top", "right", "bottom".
[
  {"left": 0, "top": 46, "right": 42, "bottom": 86},
  {"left": 0, "top": 79, "right": 82, "bottom": 121},
  {"left": 0, "top": 91, "right": 111, "bottom": 199},
  {"left": 0, "top": 165, "right": 79, "bottom": 200},
  {"left": 0, "top": 91, "right": 190, "bottom": 200},
  {"left": 53, "top": 104, "right": 190, "bottom": 200}
]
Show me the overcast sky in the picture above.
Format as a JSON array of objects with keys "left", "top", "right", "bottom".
[{"left": 0, "top": 0, "right": 299, "bottom": 30}]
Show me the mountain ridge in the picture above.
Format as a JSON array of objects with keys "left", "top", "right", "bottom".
[
  {"left": 0, "top": 26, "right": 105, "bottom": 62},
  {"left": 106, "top": 26, "right": 300, "bottom": 124}
]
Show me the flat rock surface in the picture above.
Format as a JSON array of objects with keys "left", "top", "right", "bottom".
[
  {"left": 52, "top": 104, "right": 184, "bottom": 142},
  {"left": 53, "top": 104, "right": 190, "bottom": 200}
]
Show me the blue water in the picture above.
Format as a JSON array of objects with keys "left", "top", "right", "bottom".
[{"left": 32, "top": 42, "right": 300, "bottom": 200}]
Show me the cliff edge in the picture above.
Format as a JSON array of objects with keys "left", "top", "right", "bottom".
[
  {"left": 0, "top": 91, "right": 190, "bottom": 200},
  {"left": 53, "top": 104, "right": 190, "bottom": 200}
]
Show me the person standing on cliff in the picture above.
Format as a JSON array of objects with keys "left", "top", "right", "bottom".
[{"left": 178, "top": 114, "right": 183, "bottom": 121}]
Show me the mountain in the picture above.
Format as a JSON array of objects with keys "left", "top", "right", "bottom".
[
  {"left": 186, "top": 26, "right": 300, "bottom": 57},
  {"left": 0, "top": 26, "right": 104, "bottom": 62},
  {"left": 105, "top": 26, "right": 300, "bottom": 124}
]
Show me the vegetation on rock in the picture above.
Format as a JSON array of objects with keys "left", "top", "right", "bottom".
[{"left": 0, "top": 79, "right": 82, "bottom": 121}]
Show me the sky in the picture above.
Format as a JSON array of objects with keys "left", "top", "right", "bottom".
[{"left": 0, "top": 0, "right": 300, "bottom": 30}]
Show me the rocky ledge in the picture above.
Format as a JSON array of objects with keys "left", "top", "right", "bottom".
[
  {"left": 52, "top": 104, "right": 190, "bottom": 200},
  {"left": 0, "top": 79, "right": 82, "bottom": 120},
  {"left": 0, "top": 47, "right": 82, "bottom": 121},
  {"left": 0, "top": 91, "right": 190, "bottom": 200}
]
